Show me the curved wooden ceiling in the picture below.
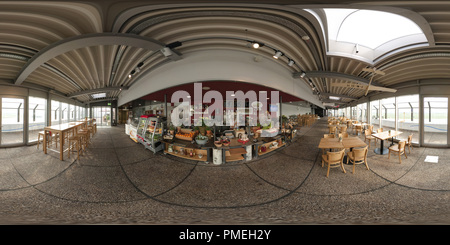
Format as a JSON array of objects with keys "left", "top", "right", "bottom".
[{"left": 1, "top": 1, "right": 450, "bottom": 107}]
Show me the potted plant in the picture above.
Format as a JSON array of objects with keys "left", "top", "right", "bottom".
[
  {"left": 206, "top": 126, "right": 212, "bottom": 136},
  {"left": 195, "top": 134, "right": 208, "bottom": 145},
  {"left": 168, "top": 125, "right": 175, "bottom": 135}
]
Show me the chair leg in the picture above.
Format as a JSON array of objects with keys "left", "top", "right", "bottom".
[
  {"left": 326, "top": 163, "right": 331, "bottom": 178},
  {"left": 398, "top": 153, "right": 401, "bottom": 164}
]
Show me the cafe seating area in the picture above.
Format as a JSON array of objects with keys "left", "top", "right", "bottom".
[
  {"left": 321, "top": 116, "right": 414, "bottom": 177},
  {"left": 38, "top": 118, "right": 97, "bottom": 161}
]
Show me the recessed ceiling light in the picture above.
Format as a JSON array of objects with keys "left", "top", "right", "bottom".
[
  {"left": 329, "top": 96, "right": 340, "bottom": 100},
  {"left": 202, "top": 86, "right": 210, "bottom": 90},
  {"left": 91, "top": 93, "right": 106, "bottom": 99}
]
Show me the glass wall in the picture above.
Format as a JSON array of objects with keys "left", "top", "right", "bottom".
[
  {"left": 1, "top": 97, "right": 25, "bottom": 145},
  {"left": 28, "top": 97, "right": 47, "bottom": 142},
  {"left": 357, "top": 103, "right": 367, "bottom": 123},
  {"left": 423, "top": 97, "right": 448, "bottom": 145},
  {"left": 51, "top": 100, "right": 60, "bottom": 126},
  {"left": 92, "top": 106, "right": 111, "bottom": 126},
  {"left": 370, "top": 100, "right": 380, "bottom": 129},
  {"left": 397, "top": 95, "right": 419, "bottom": 143},
  {"left": 61, "top": 102, "right": 68, "bottom": 124},
  {"left": 381, "top": 97, "right": 396, "bottom": 132}
]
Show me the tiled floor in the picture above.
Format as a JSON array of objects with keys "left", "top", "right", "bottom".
[{"left": 0, "top": 118, "right": 449, "bottom": 224}]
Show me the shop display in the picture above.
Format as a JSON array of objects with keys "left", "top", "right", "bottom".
[
  {"left": 136, "top": 115, "right": 150, "bottom": 144},
  {"left": 195, "top": 134, "right": 208, "bottom": 145},
  {"left": 143, "top": 117, "right": 165, "bottom": 153}
]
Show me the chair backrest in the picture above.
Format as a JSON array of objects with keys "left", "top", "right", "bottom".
[
  {"left": 327, "top": 149, "right": 345, "bottom": 163},
  {"left": 351, "top": 146, "right": 368, "bottom": 161},
  {"left": 398, "top": 141, "right": 406, "bottom": 151},
  {"left": 340, "top": 126, "right": 347, "bottom": 132},
  {"left": 407, "top": 134, "right": 413, "bottom": 144},
  {"left": 329, "top": 127, "right": 336, "bottom": 134},
  {"left": 324, "top": 134, "right": 335, "bottom": 138},
  {"left": 368, "top": 125, "right": 373, "bottom": 132},
  {"left": 364, "top": 129, "right": 371, "bottom": 136},
  {"left": 377, "top": 128, "right": 383, "bottom": 133},
  {"left": 339, "top": 132, "right": 349, "bottom": 138}
]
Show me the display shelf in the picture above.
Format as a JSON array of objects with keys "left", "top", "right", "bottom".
[
  {"left": 165, "top": 143, "right": 208, "bottom": 162},
  {"left": 225, "top": 147, "right": 247, "bottom": 162},
  {"left": 257, "top": 137, "right": 285, "bottom": 156}
]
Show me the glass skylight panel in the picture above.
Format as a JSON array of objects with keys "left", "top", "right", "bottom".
[
  {"left": 320, "top": 8, "right": 427, "bottom": 61},
  {"left": 331, "top": 9, "right": 423, "bottom": 49}
]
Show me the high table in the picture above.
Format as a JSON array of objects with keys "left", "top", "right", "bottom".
[
  {"left": 372, "top": 130, "right": 402, "bottom": 155},
  {"left": 43, "top": 121, "right": 87, "bottom": 160}
]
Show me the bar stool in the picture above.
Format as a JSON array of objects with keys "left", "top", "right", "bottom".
[
  {"left": 37, "top": 131, "right": 59, "bottom": 150},
  {"left": 68, "top": 135, "right": 82, "bottom": 160},
  {"left": 37, "top": 131, "right": 50, "bottom": 150},
  {"left": 87, "top": 126, "right": 95, "bottom": 138},
  {"left": 77, "top": 129, "right": 89, "bottom": 150}
]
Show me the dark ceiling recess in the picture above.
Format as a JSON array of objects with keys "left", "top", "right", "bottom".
[{"left": 139, "top": 81, "right": 304, "bottom": 104}]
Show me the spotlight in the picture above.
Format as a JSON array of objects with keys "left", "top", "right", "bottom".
[
  {"left": 300, "top": 72, "right": 306, "bottom": 78},
  {"left": 288, "top": 60, "right": 295, "bottom": 67},
  {"left": 252, "top": 42, "right": 260, "bottom": 49},
  {"left": 273, "top": 51, "right": 282, "bottom": 59},
  {"left": 161, "top": 47, "right": 173, "bottom": 57}
]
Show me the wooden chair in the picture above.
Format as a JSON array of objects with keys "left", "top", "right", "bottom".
[
  {"left": 367, "top": 125, "right": 374, "bottom": 134},
  {"left": 364, "top": 129, "right": 376, "bottom": 148},
  {"left": 339, "top": 126, "right": 347, "bottom": 133},
  {"left": 329, "top": 126, "right": 337, "bottom": 134},
  {"left": 323, "top": 134, "right": 335, "bottom": 138},
  {"left": 375, "top": 128, "right": 383, "bottom": 143},
  {"left": 338, "top": 132, "right": 349, "bottom": 138},
  {"left": 406, "top": 134, "right": 413, "bottom": 153},
  {"left": 347, "top": 146, "right": 369, "bottom": 174},
  {"left": 355, "top": 125, "right": 363, "bottom": 136},
  {"left": 388, "top": 140, "right": 407, "bottom": 163},
  {"left": 321, "top": 149, "right": 346, "bottom": 177}
]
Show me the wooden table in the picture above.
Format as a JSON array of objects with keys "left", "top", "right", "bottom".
[
  {"left": 372, "top": 130, "right": 402, "bottom": 155},
  {"left": 318, "top": 137, "right": 366, "bottom": 150},
  {"left": 319, "top": 137, "right": 367, "bottom": 164},
  {"left": 43, "top": 121, "right": 87, "bottom": 160}
]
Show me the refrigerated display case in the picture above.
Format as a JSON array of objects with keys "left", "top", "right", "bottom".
[
  {"left": 136, "top": 115, "right": 150, "bottom": 144},
  {"left": 143, "top": 116, "right": 165, "bottom": 153}
]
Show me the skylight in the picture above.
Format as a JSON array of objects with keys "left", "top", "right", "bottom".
[
  {"left": 312, "top": 8, "right": 429, "bottom": 62},
  {"left": 325, "top": 9, "right": 423, "bottom": 49}
]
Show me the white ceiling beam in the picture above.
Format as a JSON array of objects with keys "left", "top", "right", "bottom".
[{"left": 15, "top": 33, "right": 166, "bottom": 86}]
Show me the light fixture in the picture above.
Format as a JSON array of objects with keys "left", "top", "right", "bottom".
[
  {"left": 91, "top": 93, "right": 106, "bottom": 99},
  {"left": 300, "top": 72, "right": 306, "bottom": 78},
  {"left": 288, "top": 60, "right": 295, "bottom": 66},
  {"left": 273, "top": 51, "right": 282, "bottom": 59},
  {"left": 161, "top": 47, "right": 173, "bottom": 57},
  {"left": 329, "top": 96, "right": 340, "bottom": 100},
  {"left": 128, "top": 74, "right": 132, "bottom": 78},
  {"left": 252, "top": 42, "right": 260, "bottom": 49},
  {"left": 231, "top": 94, "right": 235, "bottom": 97}
]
